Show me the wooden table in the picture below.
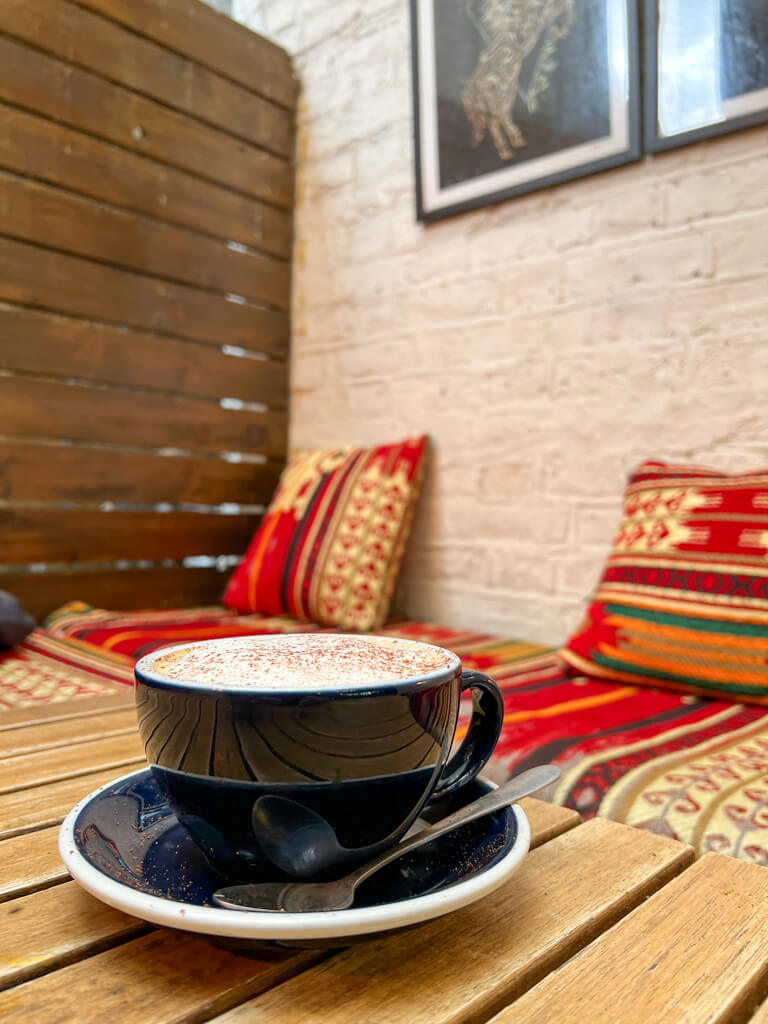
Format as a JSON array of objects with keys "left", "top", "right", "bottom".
[{"left": 2, "top": 692, "right": 768, "bottom": 1023}]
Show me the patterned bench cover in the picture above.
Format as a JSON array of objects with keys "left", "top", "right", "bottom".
[{"left": 4, "top": 601, "right": 766, "bottom": 865}]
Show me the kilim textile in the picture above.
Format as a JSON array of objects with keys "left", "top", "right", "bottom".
[
  {"left": 0, "top": 629, "right": 132, "bottom": 709},
  {"left": 563, "top": 461, "right": 768, "bottom": 704},
  {"left": 222, "top": 436, "right": 428, "bottom": 631},
  {"left": 38, "top": 601, "right": 768, "bottom": 864}
]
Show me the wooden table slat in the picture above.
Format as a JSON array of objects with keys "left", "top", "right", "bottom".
[
  {"left": 750, "top": 998, "right": 768, "bottom": 1023},
  {"left": 0, "top": 693, "right": 133, "bottom": 732},
  {"left": 0, "top": 882, "right": 148, "bottom": 991},
  {"left": 0, "top": 709, "right": 137, "bottom": 760},
  {"left": 0, "top": 766, "right": 143, "bottom": 840},
  {"left": 499, "top": 852, "right": 768, "bottom": 1024},
  {"left": 0, "top": 734, "right": 145, "bottom": 796},
  {"left": 0, "top": 828, "right": 69, "bottom": 903},
  {"left": 209, "top": 819, "right": 694, "bottom": 1024},
  {"left": 0, "top": 931, "right": 324, "bottom": 1024}
]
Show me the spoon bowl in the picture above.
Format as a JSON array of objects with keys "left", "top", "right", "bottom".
[{"left": 251, "top": 796, "right": 379, "bottom": 878}]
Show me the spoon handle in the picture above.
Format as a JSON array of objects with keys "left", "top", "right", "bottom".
[{"left": 348, "top": 763, "right": 560, "bottom": 891}]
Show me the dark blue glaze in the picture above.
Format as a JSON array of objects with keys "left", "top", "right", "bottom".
[
  {"left": 134, "top": 646, "right": 503, "bottom": 879},
  {"left": 73, "top": 768, "right": 518, "bottom": 949}
]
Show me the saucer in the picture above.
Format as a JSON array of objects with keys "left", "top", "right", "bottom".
[{"left": 59, "top": 769, "right": 530, "bottom": 949}]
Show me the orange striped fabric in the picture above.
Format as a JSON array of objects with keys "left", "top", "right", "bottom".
[
  {"left": 222, "top": 437, "right": 428, "bottom": 631},
  {"left": 563, "top": 461, "right": 768, "bottom": 704}
]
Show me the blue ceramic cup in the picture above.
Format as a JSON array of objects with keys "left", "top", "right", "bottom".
[{"left": 134, "top": 634, "right": 503, "bottom": 880}]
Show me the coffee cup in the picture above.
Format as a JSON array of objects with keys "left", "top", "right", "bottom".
[{"left": 134, "top": 633, "right": 503, "bottom": 880}]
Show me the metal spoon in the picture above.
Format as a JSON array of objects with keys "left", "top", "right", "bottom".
[{"left": 213, "top": 763, "right": 560, "bottom": 914}]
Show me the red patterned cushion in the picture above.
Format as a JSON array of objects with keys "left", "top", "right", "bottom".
[
  {"left": 563, "top": 460, "right": 768, "bottom": 705},
  {"left": 223, "top": 436, "right": 428, "bottom": 630}
]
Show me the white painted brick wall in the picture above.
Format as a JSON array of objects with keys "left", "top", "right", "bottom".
[{"left": 233, "top": 0, "right": 768, "bottom": 645}]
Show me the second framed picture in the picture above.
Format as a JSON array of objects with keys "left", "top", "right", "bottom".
[
  {"left": 644, "top": 0, "right": 768, "bottom": 152},
  {"left": 410, "top": 0, "right": 642, "bottom": 223}
]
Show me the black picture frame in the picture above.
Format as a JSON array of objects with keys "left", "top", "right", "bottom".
[
  {"left": 644, "top": 0, "right": 768, "bottom": 153},
  {"left": 410, "top": 0, "right": 641, "bottom": 224}
]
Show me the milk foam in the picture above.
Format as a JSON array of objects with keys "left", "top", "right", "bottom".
[{"left": 150, "top": 634, "right": 456, "bottom": 690}]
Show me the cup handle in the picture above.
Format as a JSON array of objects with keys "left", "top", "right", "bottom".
[{"left": 431, "top": 670, "right": 504, "bottom": 800}]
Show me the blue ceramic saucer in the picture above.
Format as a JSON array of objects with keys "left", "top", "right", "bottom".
[{"left": 60, "top": 768, "right": 530, "bottom": 949}]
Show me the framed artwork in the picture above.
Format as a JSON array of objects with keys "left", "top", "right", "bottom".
[
  {"left": 410, "top": 0, "right": 641, "bottom": 223},
  {"left": 644, "top": 0, "right": 768, "bottom": 152}
]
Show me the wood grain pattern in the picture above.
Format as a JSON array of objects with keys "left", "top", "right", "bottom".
[
  {"left": 0, "top": 237, "right": 289, "bottom": 357},
  {"left": 0, "top": 0, "right": 293, "bottom": 614},
  {"left": 502, "top": 853, "right": 768, "bottom": 1024},
  {"left": 0, "top": 735, "right": 146, "bottom": 795},
  {"left": 0, "top": 174, "right": 290, "bottom": 309},
  {"left": 215, "top": 819, "right": 694, "bottom": 1024},
  {"left": 0, "top": 786, "right": 578, "bottom": 998},
  {"left": 519, "top": 797, "right": 580, "bottom": 849},
  {"left": 76, "top": 0, "right": 298, "bottom": 109},
  {"left": 750, "top": 998, "right": 768, "bottom": 1023},
  {"left": 0, "top": 377, "right": 287, "bottom": 457},
  {"left": 0, "top": 766, "right": 142, "bottom": 840},
  {"left": 0, "top": 304, "right": 288, "bottom": 406},
  {"left": 0, "top": 694, "right": 133, "bottom": 733},
  {"left": 3, "top": 509, "right": 258, "bottom": 566},
  {"left": 2, "top": 567, "right": 228, "bottom": 622},
  {"left": 0, "top": 36, "right": 292, "bottom": 208},
  {"left": 0, "top": 828, "right": 69, "bottom": 903},
  {"left": 0, "top": 931, "right": 323, "bottom": 1022},
  {"left": 0, "top": 103, "right": 292, "bottom": 258},
  {"left": 0, "top": 709, "right": 137, "bottom": 760},
  {"left": 0, "top": 883, "right": 148, "bottom": 990},
  {"left": 0, "top": 0, "right": 293, "bottom": 157},
  {"left": 0, "top": 442, "right": 282, "bottom": 508}
]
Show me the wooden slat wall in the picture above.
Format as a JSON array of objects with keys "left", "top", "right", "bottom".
[{"left": 0, "top": 0, "right": 296, "bottom": 620}]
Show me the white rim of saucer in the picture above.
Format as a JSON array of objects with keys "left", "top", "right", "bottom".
[{"left": 59, "top": 769, "right": 531, "bottom": 941}]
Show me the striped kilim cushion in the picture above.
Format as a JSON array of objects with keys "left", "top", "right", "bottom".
[
  {"left": 563, "top": 461, "right": 768, "bottom": 705},
  {"left": 222, "top": 436, "right": 428, "bottom": 631}
]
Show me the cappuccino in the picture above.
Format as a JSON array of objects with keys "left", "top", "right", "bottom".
[{"left": 151, "top": 633, "right": 456, "bottom": 690}]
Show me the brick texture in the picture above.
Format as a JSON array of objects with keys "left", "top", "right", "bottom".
[{"left": 232, "top": 0, "right": 768, "bottom": 645}]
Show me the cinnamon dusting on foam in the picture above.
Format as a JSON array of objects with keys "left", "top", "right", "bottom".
[{"left": 150, "top": 634, "right": 455, "bottom": 690}]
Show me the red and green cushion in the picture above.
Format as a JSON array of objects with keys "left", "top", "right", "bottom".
[
  {"left": 563, "top": 461, "right": 768, "bottom": 704},
  {"left": 223, "top": 435, "right": 428, "bottom": 631}
]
